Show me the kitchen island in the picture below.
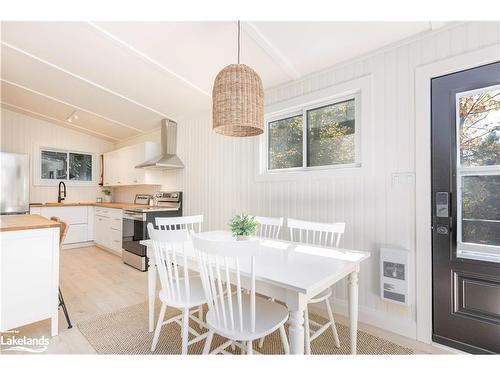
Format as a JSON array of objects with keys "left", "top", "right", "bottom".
[{"left": 0, "top": 214, "right": 60, "bottom": 336}]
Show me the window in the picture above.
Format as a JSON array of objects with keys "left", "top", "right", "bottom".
[
  {"left": 69, "top": 152, "right": 92, "bottom": 181},
  {"left": 268, "top": 114, "right": 303, "bottom": 170},
  {"left": 41, "top": 150, "right": 67, "bottom": 180},
  {"left": 307, "top": 99, "right": 356, "bottom": 167},
  {"left": 266, "top": 95, "right": 359, "bottom": 172},
  {"left": 456, "top": 84, "right": 500, "bottom": 261},
  {"left": 40, "top": 148, "right": 93, "bottom": 183}
]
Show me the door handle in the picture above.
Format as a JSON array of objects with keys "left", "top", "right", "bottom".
[{"left": 436, "top": 225, "right": 449, "bottom": 235}]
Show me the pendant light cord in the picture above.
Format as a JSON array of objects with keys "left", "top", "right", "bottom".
[{"left": 237, "top": 20, "right": 240, "bottom": 64}]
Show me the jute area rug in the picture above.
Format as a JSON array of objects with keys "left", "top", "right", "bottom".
[{"left": 77, "top": 302, "right": 414, "bottom": 355}]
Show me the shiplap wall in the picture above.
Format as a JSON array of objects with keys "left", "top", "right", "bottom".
[
  {"left": 0, "top": 109, "right": 114, "bottom": 203},
  {"left": 116, "top": 21, "right": 500, "bottom": 338}
]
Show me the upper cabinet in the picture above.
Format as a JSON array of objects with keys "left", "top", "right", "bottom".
[{"left": 103, "top": 142, "right": 162, "bottom": 186}]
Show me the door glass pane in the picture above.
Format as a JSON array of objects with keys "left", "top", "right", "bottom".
[
  {"left": 41, "top": 150, "right": 67, "bottom": 179},
  {"left": 69, "top": 153, "right": 92, "bottom": 181},
  {"left": 268, "top": 115, "right": 303, "bottom": 170},
  {"left": 457, "top": 86, "right": 500, "bottom": 167},
  {"left": 462, "top": 175, "right": 500, "bottom": 247},
  {"left": 307, "top": 99, "right": 356, "bottom": 167}
]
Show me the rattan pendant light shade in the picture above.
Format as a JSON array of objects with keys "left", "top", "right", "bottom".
[{"left": 212, "top": 22, "right": 264, "bottom": 137}]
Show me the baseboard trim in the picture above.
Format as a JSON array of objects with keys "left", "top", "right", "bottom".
[
  {"left": 62, "top": 241, "right": 94, "bottom": 250},
  {"left": 309, "top": 297, "right": 417, "bottom": 340}
]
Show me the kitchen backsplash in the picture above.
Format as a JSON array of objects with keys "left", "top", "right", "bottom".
[{"left": 111, "top": 185, "right": 160, "bottom": 203}]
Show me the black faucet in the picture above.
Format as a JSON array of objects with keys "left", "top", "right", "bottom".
[{"left": 58, "top": 181, "right": 66, "bottom": 203}]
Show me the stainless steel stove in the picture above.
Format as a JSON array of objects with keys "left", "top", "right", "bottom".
[{"left": 122, "top": 191, "right": 182, "bottom": 271}]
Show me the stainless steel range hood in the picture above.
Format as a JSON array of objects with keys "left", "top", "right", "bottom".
[{"left": 135, "top": 119, "right": 184, "bottom": 170}]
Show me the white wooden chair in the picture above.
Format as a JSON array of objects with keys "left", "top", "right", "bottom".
[
  {"left": 191, "top": 233, "right": 290, "bottom": 355},
  {"left": 254, "top": 215, "right": 283, "bottom": 349},
  {"left": 156, "top": 215, "right": 203, "bottom": 233},
  {"left": 147, "top": 224, "right": 209, "bottom": 354},
  {"left": 156, "top": 215, "right": 204, "bottom": 325},
  {"left": 288, "top": 218, "right": 345, "bottom": 354},
  {"left": 255, "top": 216, "right": 284, "bottom": 239}
]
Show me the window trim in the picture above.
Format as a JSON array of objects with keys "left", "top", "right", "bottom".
[
  {"left": 257, "top": 75, "right": 372, "bottom": 182},
  {"left": 34, "top": 146, "right": 98, "bottom": 186},
  {"left": 455, "top": 85, "right": 500, "bottom": 260},
  {"left": 264, "top": 93, "right": 361, "bottom": 174}
]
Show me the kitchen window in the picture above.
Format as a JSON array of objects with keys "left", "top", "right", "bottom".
[
  {"left": 266, "top": 95, "right": 360, "bottom": 172},
  {"left": 39, "top": 148, "right": 94, "bottom": 185}
]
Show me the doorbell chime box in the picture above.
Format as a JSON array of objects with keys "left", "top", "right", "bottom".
[{"left": 380, "top": 248, "right": 410, "bottom": 305}]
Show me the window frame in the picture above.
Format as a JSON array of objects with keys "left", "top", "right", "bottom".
[
  {"left": 455, "top": 85, "right": 500, "bottom": 262},
  {"left": 264, "top": 92, "right": 361, "bottom": 174},
  {"left": 35, "top": 146, "right": 97, "bottom": 186}
]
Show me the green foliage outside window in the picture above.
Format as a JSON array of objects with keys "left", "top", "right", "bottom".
[
  {"left": 268, "top": 115, "right": 303, "bottom": 170},
  {"left": 307, "top": 99, "right": 355, "bottom": 167},
  {"left": 267, "top": 99, "right": 356, "bottom": 171},
  {"left": 458, "top": 88, "right": 500, "bottom": 247}
]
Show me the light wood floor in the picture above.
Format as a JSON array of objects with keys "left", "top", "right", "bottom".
[{"left": 2, "top": 246, "right": 450, "bottom": 354}]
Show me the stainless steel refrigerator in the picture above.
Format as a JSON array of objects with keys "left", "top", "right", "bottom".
[{"left": 1, "top": 152, "right": 30, "bottom": 215}]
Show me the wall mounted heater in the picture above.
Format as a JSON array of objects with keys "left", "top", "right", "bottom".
[{"left": 380, "top": 248, "right": 410, "bottom": 305}]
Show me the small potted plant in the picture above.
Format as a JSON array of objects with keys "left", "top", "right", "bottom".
[
  {"left": 228, "top": 213, "right": 258, "bottom": 240},
  {"left": 102, "top": 189, "right": 112, "bottom": 203}
]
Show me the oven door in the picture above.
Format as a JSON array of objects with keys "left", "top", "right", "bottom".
[{"left": 122, "top": 211, "right": 147, "bottom": 257}]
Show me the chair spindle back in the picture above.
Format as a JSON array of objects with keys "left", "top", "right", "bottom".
[
  {"left": 191, "top": 234, "right": 261, "bottom": 334},
  {"left": 156, "top": 215, "right": 203, "bottom": 233},
  {"left": 255, "top": 216, "right": 284, "bottom": 239},
  {"left": 147, "top": 223, "right": 192, "bottom": 305},
  {"left": 288, "top": 218, "right": 345, "bottom": 248}
]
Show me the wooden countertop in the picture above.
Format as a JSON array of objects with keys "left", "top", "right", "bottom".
[
  {"left": 29, "top": 202, "right": 147, "bottom": 209},
  {"left": 95, "top": 202, "right": 147, "bottom": 209},
  {"left": 0, "top": 214, "right": 61, "bottom": 232}
]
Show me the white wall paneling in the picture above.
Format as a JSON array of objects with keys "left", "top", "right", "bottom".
[
  {"left": 0, "top": 108, "right": 114, "bottom": 203},
  {"left": 111, "top": 22, "right": 500, "bottom": 340}
]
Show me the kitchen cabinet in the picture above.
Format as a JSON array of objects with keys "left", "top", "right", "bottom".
[
  {"left": 30, "top": 205, "right": 94, "bottom": 246},
  {"left": 103, "top": 142, "right": 162, "bottom": 186},
  {"left": 94, "top": 207, "right": 122, "bottom": 255},
  {"left": 94, "top": 215, "right": 110, "bottom": 247},
  {"left": 1, "top": 216, "right": 60, "bottom": 335}
]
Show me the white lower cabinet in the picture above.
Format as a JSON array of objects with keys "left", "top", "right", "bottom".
[
  {"left": 94, "top": 207, "right": 122, "bottom": 255},
  {"left": 65, "top": 223, "right": 89, "bottom": 244},
  {"left": 94, "top": 215, "right": 110, "bottom": 247},
  {"left": 30, "top": 206, "right": 94, "bottom": 246},
  {"left": 29, "top": 205, "right": 122, "bottom": 254}
]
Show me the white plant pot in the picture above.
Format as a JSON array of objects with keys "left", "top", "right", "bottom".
[
  {"left": 103, "top": 195, "right": 112, "bottom": 203},
  {"left": 235, "top": 235, "right": 249, "bottom": 241}
]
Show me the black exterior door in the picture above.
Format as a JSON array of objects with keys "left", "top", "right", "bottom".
[{"left": 431, "top": 61, "right": 500, "bottom": 354}]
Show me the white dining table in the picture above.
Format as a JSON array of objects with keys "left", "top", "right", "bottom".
[{"left": 141, "top": 231, "right": 369, "bottom": 355}]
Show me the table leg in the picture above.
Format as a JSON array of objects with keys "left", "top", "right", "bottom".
[
  {"left": 288, "top": 309, "right": 305, "bottom": 354},
  {"left": 348, "top": 269, "right": 359, "bottom": 355},
  {"left": 148, "top": 256, "right": 157, "bottom": 333}
]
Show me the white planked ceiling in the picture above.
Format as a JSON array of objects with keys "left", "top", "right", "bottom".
[{"left": 0, "top": 21, "right": 434, "bottom": 142}]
